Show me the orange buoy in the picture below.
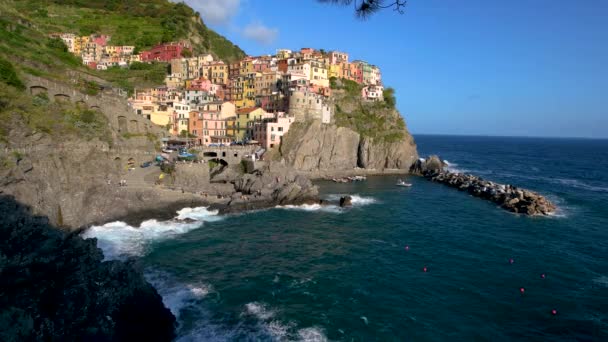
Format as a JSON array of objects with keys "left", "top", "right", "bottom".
[
  {"left": 423, "top": 266, "right": 428, "bottom": 272},
  {"left": 509, "top": 258, "right": 514, "bottom": 264},
  {"left": 520, "top": 287, "right": 525, "bottom": 294},
  {"left": 551, "top": 309, "right": 557, "bottom": 315},
  {"left": 540, "top": 274, "right": 546, "bottom": 279},
  {"left": 405, "top": 245, "right": 410, "bottom": 251}
]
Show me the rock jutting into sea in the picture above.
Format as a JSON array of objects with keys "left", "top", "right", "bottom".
[
  {"left": 411, "top": 156, "right": 557, "bottom": 216},
  {"left": 0, "top": 195, "right": 176, "bottom": 341}
]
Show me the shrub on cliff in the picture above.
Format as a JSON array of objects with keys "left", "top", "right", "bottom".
[
  {"left": 383, "top": 87, "right": 396, "bottom": 109},
  {"left": 0, "top": 57, "right": 25, "bottom": 90},
  {"left": 0, "top": 83, "right": 112, "bottom": 143}
]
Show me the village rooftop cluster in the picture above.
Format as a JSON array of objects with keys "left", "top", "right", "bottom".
[{"left": 54, "top": 35, "right": 386, "bottom": 149}]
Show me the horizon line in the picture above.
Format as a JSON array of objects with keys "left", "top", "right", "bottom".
[{"left": 411, "top": 132, "right": 608, "bottom": 140}]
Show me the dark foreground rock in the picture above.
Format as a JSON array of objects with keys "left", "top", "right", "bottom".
[
  {"left": 0, "top": 195, "right": 176, "bottom": 342},
  {"left": 411, "top": 157, "right": 556, "bottom": 216}
]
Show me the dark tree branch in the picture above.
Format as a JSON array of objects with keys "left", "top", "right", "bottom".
[{"left": 318, "top": 0, "right": 407, "bottom": 19}]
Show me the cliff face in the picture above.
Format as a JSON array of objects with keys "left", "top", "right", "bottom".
[
  {"left": 0, "top": 195, "right": 176, "bottom": 341},
  {"left": 0, "top": 76, "right": 198, "bottom": 229},
  {"left": 280, "top": 88, "right": 418, "bottom": 175},
  {"left": 279, "top": 121, "right": 360, "bottom": 172}
]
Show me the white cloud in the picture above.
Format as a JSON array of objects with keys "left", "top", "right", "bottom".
[
  {"left": 242, "top": 22, "right": 279, "bottom": 45},
  {"left": 180, "top": 0, "right": 241, "bottom": 25}
]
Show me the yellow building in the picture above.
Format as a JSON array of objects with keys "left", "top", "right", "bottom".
[
  {"left": 329, "top": 64, "right": 343, "bottom": 79},
  {"left": 149, "top": 105, "right": 173, "bottom": 134},
  {"left": 225, "top": 116, "right": 237, "bottom": 138},
  {"left": 276, "top": 49, "right": 292, "bottom": 59},
  {"left": 235, "top": 107, "right": 269, "bottom": 140},
  {"left": 73, "top": 36, "right": 90, "bottom": 55},
  {"left": 310, "top": 61, "right": 329, "bottom": 87},
  {"left": 234, "top": 75, "right": 256, "bottom": 108},
  {"left": 239, "top": 58, "right": 254, "bottom": 75},
  {"left": 105, "top": 45, "right": 118, "bottom": 57},
  {"left": 165, "top": 74, "right": 183, "bottom": 88},
  {"left": 210, "top": 62, "right": 228, "bottom": 85}
]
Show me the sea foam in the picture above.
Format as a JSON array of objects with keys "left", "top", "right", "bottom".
[
  {"left": 82, "top": 207, "right": 221, "bottom": 260},
  {"left": 325, "top": 194, "right": 378, "bottom": 205},
  {"left": 276, "top": 203, "right": 343, "bottom": 213},
  {"left": 242, "top": 302, "right": 328, "bottom": 342},
  {"left": 145, "top": 270, "right": 212, "bottom": 318}
]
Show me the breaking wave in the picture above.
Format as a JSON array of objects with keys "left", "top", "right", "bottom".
[
  {"left": 443, "top": 160, "right": 469, "bottom": 174},
  {"left": 241, "top": 302, "right": 328, "bottom": 342},
  {"left": 145, "top": 271, "right": 242, "bottom": 342},
  {"left": 350, "top": 194, "right": 378, "bottom": 205},
  {"left": 145, "top": 270, "right": 212, "bottom": 318},
  {"left": 276, "top": 203, "right": 343, "bottom": 213},
  {"left": 82, "top": 207, "right": 222, "bottom": 260},
  {"left": 276, "top": 194, "right": 377, "bottom": 213},
  {"left": 324, "top": 194, "right": 378, "bottom": 205}
]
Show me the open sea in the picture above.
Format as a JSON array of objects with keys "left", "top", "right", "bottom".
[{"left": 84, "top": 135, "right": 608, "bottom": 341}]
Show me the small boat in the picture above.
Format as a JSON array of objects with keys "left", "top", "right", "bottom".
[{"left": 396, "top": 179, "right": 412, "bottom": 187}]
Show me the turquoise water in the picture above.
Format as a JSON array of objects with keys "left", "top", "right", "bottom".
[{"left": 86, "top": 135, "right": 608, "bottom": 341}]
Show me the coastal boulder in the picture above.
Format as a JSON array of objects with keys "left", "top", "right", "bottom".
[
  {"left": 410, "top": 155, "right": 446, "bottom": 175},
  {"left": 339, "top": 196, "right": 353, "bottom": 207},
  {"left": 213, "top": 161, "right": 320, "bottom": 212}
]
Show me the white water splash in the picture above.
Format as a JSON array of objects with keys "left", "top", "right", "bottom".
[
  {"left": 350, "top": 194, "right": 378, "bottom": 205},
  {"left": 297, "top": 327, "right": 328, "bottom": 342},
  {"left": 241, "top": 302, "right": 328, "bottom": 342},
  {"left": 276, "top": 203, "right": 343, "bottom": 213},
  {"left": 443, "top": 160, "right": 470, "bottom": 174},
  {"left": 325, "top": 194, "right": 378, "bottom": 205},
  {"left": 82, "top": 207, "right": 222, "bottom": 260},
  {"left": 145, "top": 270, "right": 212, "bottom": 318},
  {"left": 244, "top": 302, "right": 276, "bottom": 320}
]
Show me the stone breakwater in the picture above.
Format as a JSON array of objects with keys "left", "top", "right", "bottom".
[{"left": 411, "top": 156, "right": 556, "bottom": 216}]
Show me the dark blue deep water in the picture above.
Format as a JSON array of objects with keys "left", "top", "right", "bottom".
[{"left": 87, "top": 135, "right": 608, "bottom": 341}]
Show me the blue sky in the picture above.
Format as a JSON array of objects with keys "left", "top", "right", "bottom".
[{"left": 184, "top": 0, "right": 608, "bottom": 138}]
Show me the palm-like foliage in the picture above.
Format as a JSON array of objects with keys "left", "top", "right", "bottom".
[{"left": 318, "top": 0, "right": 407, "bottom": 19}]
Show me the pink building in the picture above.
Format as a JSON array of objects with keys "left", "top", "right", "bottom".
[
  {"left": 189, "top": 111, "right": 230, "bottom": 146},
  {"left": 91, "top": 34, "right": 110, "bottom": 46},
  {"left": 251, "top": 114, "right": 295, "bottom": 149},
  {"left": 300, "top": 48, "right": 315, "bottom": 60},
  {"left": 189, "top": 78, "right": 213, "bottom": 91},
  {"left": 253, "top": 60, "right": 270, "bottom": 73},
  {"left": 348, "top": 63, "right": 363, "bottom": 83}
]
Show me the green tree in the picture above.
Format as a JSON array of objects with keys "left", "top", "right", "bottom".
[
  {"left": 318, "top": 0, "right": 407, "bottom": 18},
  {"left": 181, "top": 49, "right": 193, "bottom": 58},
  {"left": 383, "top": 87, "right": 396, "bottom": 108}
]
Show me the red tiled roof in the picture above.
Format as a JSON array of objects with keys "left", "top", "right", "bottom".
[{"left": 236, "top": 107, "right": 259, "bottom": 114}]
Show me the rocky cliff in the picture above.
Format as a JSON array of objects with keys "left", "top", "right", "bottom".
[
  {"left": 0, "top": 195, "right": 176, "bottom": 341},
  {"left": 280, "top": 88, "right": 418, "bottom": 176}
]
